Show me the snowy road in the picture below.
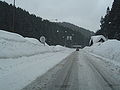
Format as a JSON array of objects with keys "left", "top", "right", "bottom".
[{"left": 22, "top": 50, "right": 120, "bottom": 90}]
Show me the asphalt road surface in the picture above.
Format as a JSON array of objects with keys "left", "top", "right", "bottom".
[{"left": 22, "top": 50, "right": 120, "bottom": 90}]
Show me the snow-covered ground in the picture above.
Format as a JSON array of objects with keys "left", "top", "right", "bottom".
[
  {"left": 84, "top": 39, "right": 120, "bottom": 75},
  {"left": 89, "top": 35, "right": 106, "bottom": 45},
  {"left": 0, "top": 30, "right": 74, "bottom": 90},
  {"left": 83, "top": 40, "right": 120, "bottom": 89},
  {"left": 84, "top": 40, "right": 120, "bottom": 63},
  {"left": 0, "top": 30, "right": 50, "bottom": 58}
]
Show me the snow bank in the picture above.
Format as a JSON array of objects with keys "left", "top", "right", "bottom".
[
  {"left": 0, "top": 30, "right": 73, "bottom": 90},
  {"left": 0, "top": 30, "right": 57, "bottom": 58},
  {"left": 0, "top": 30, "right": 69, "bottom": 58},
  {"left": 90, "top": 35, "right": 106, "bottom": 44},
  {"left": 50, "top": 45, "right": 68, "bottom": 52},
  {"left": 89, "top": 35, "right": 106, "bottom": 46},
  {"left": 84, "top": 40, "right": 120, "bottom": 62},
  {"left": 25, "top": 37, "right": 44, "bottom": 46},
  {"left": 0, "top": 50, "right": 73, "bottom": 90},
  {"left": 0, "top": 30, "right": 25, "bottom": 42}
]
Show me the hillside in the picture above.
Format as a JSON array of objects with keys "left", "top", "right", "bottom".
[
  {"left": 58, "top": 22, "right": 94, "bottom": 37},
  {"left": 0, "top": 1, "right": 93, "bottom": 47},
  {"left": 58, "top": 22, "right": 94, "bottom": 46}
]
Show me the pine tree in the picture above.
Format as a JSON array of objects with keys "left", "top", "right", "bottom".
[
  {"left": 96, "top": 0, "right": 120, "bottom": 40},
  {"left": 109, "top": 0, "right": 120, "bottom": 39},
  {"left": 96, "top": 7, "right": 110, "bottom": 37}
]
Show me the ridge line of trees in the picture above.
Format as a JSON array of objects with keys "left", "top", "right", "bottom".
[
  {"left": 96, "top": 0, "right": 120, "bottom": 40},
  {"left": 0, "top": 1, "right": 93, "bottom": 47}
]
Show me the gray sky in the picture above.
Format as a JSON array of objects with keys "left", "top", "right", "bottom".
[{"left": 3, "top": 0, "right": 114, "bottom": 32}]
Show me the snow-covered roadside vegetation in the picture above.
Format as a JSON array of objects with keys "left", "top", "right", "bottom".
[{"left": 0, "top": 30, "right": 73, "bottom": 90}]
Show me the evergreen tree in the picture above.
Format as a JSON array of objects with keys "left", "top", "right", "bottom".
[{"left": 96, "top": 0, "right": 120, "bottom": 40}]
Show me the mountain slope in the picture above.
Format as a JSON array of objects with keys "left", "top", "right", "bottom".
[
  {"left": 0, "top": 1, "right": 93, "bottom": 47},
  {"left": 58, "top": 22, "right": 94, "bottom": 46},
  {"left": 58, "top": 22, "right": 94, "bottom": 38}
]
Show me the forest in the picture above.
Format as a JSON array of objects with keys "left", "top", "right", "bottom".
[
  {"left": 0, "top": 1, "right": 93, "bottom": 47},
  {"left": 96, "top": 0, "right": 120, "bottom": 40}
]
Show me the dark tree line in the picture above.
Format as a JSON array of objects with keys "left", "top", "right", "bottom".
[
  {"left": 96, "top": 0, "right": 120, "bottom": 40},
  {"left": 0, "top": 1, "right": 92, "bottom": 47}
]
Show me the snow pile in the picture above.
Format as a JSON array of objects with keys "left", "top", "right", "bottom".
[
  {"left": 0, "top": 50, "right": 73, "bottom": 90},
  {"left": 50, "top": 45, "right": 68, "bottom": 52},
  {"left": 0, "top": 30, "right": 53, "bottom": 58},
  {"left": 84, "top": 40, "right": 120, "bottom": 62},
  {"left": 0, "top": 30, "right": 25, "bottom": 42},
  {"left": 0, "top": 30, "right": 73, "bottom": 90},
  {"left": 25, "top": 37, "right": 43, "bottom": 46},
  {"left": 89, "top": 35, "right": 106, "bottom": 45},
  {"left": 0, "top": 30, "right": 70, "bottom": 58},
  {"left": 91, "top": 35, "right": 106, "bottom": 43}
]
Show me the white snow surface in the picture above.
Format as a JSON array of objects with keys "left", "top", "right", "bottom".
[
  {"left": 84, "top": 39, "right": 120, "bottom": 86},
  {"left": 50, "top": 45, "right": 67, "bottom": 52},
  {"left": 90, "top": 35, "right": 106, "bottom": 44},
  {"left": 0, "top": 30, "right": 59, "bottom": 58},
  {"left": 84, "top": 39, "right": 120, "bottom": 62},
  {"left": 0, "top": 30, "right": 25, "bottom": 42},
  {"left": 24, "top": 37, "right": 44, "bottom": 46},
  {"left": 0, "top": 30, "right": 74, "bottom": 90}
]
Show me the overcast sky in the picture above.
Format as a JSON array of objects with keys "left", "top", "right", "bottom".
[{"left": 3, "top": 0, "right": 114, "bottom": 32}]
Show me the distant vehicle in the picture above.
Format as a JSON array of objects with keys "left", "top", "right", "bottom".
[{"left": 76, "top": 48, "right": 79, "bottom": 51}]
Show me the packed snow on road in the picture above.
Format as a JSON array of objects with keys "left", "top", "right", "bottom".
[
  {"left": 0, "top": 30, "right": 74, "bottom": 90},
  {"left": 84, "top": 39, "right": 120, "bottom": 89}
]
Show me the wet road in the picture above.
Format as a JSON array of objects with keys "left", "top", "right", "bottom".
[{"left": 22, "top": 50, "right": 120, "bottom": 90}]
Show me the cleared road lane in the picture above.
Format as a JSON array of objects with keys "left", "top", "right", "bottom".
[{"left": 22, "top": 50, "right": 120, "bottom": 90}]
